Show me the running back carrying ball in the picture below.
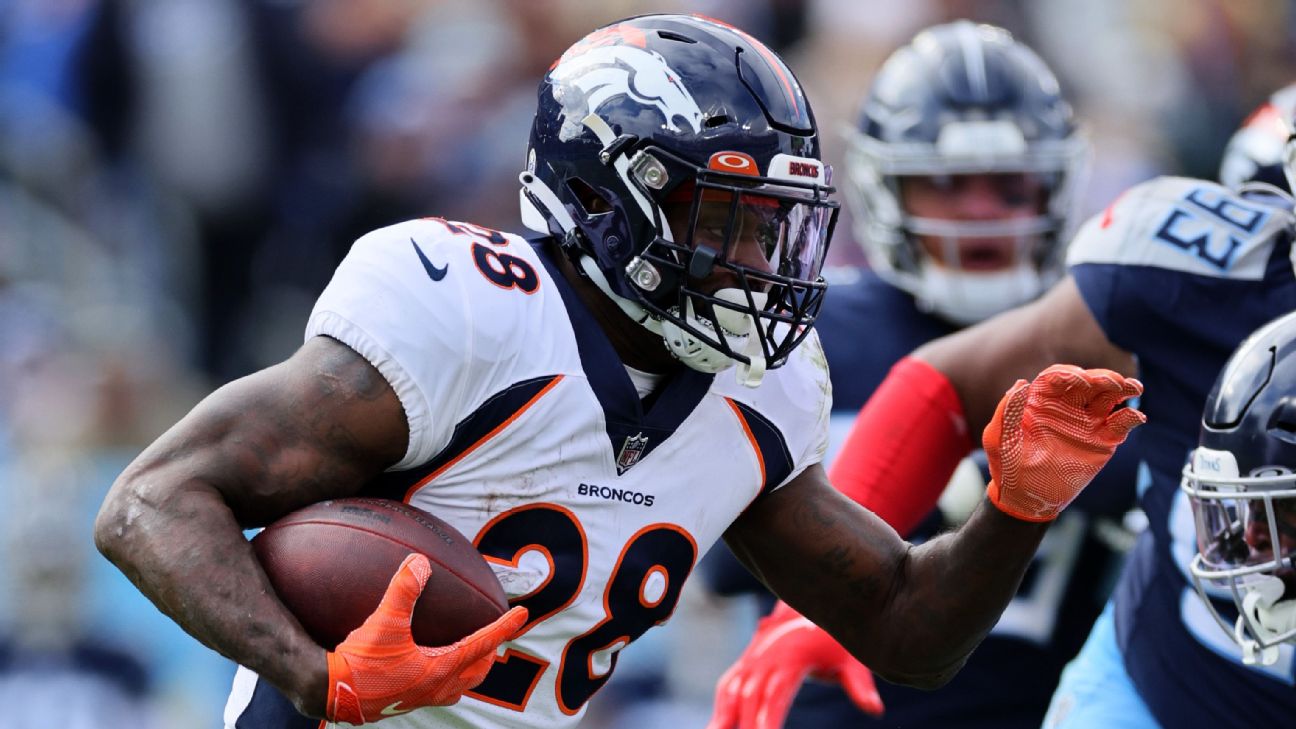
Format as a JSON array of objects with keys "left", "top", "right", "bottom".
[{"left": 251, "top": 497, "right": 508, "bottom": 649}]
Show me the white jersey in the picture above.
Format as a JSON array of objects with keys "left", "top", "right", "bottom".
[{"left": 224, "top": 218, "right": 832, "bottom": 729}]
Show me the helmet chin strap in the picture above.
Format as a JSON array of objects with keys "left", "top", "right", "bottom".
[
  {"left": 1235, "top": 574, "right": 1296, "bottom": 666},
  {"left": 578, "top": 255, "right": 664, "bottom": 333},
  {"left": 577, "top": 256, "right": 768, "bottom": 386},
  {"left": 520, "top": 170, "right": 577, "bottom": 235}
]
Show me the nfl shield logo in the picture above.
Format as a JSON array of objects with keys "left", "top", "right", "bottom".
[{"left": 616, "top": 433, "right": 650, "bottom": 474}]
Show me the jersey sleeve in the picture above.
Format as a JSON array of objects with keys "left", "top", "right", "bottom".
[
  {"left": 794, "top": 332, "right": 833, "bottom": 473},
  {"left": 305, "top": 219, "right": 536, "bottom": 470},
  {"left": 1066, "top": 177, "right": 1294, "bottom": 352},
  {"left": 768, "top": 330, "right": 834, "bottom": 491}
]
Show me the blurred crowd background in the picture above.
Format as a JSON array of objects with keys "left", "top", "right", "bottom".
[{"left": 1, "top": 0, "right": 1294, "bottom": 726}]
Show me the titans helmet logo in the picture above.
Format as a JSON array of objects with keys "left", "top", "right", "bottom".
[{"left": 549, "top": 42, "right": 704, "bottom": 142}]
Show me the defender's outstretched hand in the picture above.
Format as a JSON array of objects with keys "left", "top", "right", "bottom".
[
  {"left": 326, "top": 554, "right": 528, "bottom": 724},
  {"left": 984, "top": 364, "right": 1145, "bottom": 522},
  {"left": 707, "top": 602, "right": 883, "bottom": 729}
]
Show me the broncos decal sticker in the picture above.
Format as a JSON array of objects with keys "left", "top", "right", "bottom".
[{"left": 548, "top": 29, "right": 704, "bottom": 142}]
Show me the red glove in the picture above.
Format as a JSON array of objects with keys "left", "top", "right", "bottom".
[
  {"left": 707, "top": 602, "right": 883, "bottom": 729},
  {"left": 326, "top": 554, "right": 528, "bottom": 724},
  {"left": 984, "top": 364, "right": 1145, "bottom": 522}
]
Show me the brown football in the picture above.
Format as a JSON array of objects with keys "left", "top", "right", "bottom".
[{"left": 251, "top": 497, "right": 507, "bottom": 650}]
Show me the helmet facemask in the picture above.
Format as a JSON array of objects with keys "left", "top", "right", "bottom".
[
  {"left": 843, "top": 122, "right": 1087, "bottom": 325},
  {"left": 1183, "top": 447, "right": 1296, "bottom": 665},
  {"left": 629, "top": 147, "right": 836, "bottom": 384}
]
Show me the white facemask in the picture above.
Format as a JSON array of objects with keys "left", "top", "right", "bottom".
[{"left": 913, "top": 263, "right": 1043, "bottom": 326}]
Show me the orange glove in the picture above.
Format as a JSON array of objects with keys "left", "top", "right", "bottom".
[
  {"left": 984, "top": 364, "right": 1145, "bottom": 522},
  {"left": 707, "top": 602, "right": 883, "bottom": 729},
  {"left": 326, "top": 554, "right": 528, "bottom": 724}
]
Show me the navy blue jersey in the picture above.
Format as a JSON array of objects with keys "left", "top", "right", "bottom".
[
  {"left": 1070, "top": 177, "right": 1296, "bottom": 727},
  {"left": 815, "top": 267, "right": 956, "bottom": 407}
]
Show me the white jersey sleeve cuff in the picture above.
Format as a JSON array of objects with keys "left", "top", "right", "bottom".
[{"left": 305, "top": 310, "right": 433, "bottom": 471}]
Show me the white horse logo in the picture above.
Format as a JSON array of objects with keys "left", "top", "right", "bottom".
[{"left": 550, "top": 45, "right": 704, "bottom": 142}]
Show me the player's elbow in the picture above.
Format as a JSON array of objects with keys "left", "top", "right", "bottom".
[
  {"left": 835, "top": 612, "right": 972, "bottom": 690},
  {"left": 851, "top": 544, "right": 974, "bottom": 690},
  {"left": 94, "top": 473, "right": 147, "bottom": 565},
  {"left": 94, "top": 457, "right": 179, "bottom": 567}
]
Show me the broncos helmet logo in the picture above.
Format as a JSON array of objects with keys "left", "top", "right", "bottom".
[{"left": 550, "top": 43, "right": 704, "bottom": 142}]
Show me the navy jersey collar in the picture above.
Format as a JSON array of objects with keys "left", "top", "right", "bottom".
[{"left": 532, "top": 238, "right": 715, "bottom": 472}]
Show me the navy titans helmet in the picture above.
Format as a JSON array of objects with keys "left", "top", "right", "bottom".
[
  {"left": 519, "top": 14, "right": 838, "bottom": 386},
  {"left": 1182, "top": 311, "right": 1296, "bottom": 666},
  {"left": 842, "top": 21, "right": 1088, "bottom": 326},
  {"left": 1219, "top": 83, "right": 1296, "bottom": 193}
]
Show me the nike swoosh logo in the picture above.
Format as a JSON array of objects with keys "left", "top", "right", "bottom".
[
  {"left": 411, "top": 238, "right": 448, "bottom": 281},
  {"left": 381, "top": 701, "right": 412, "bottom": 716}
]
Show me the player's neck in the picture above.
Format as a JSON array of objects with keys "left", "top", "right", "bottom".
[{"left": 554, "top": 251, "right": 682, "bottom": 375}]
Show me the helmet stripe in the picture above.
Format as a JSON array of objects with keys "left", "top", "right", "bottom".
[{"left": 955, "top": 22, "right": 989, "bottom": 99}]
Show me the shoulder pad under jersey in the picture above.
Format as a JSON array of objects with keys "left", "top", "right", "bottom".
[
  {"left": 1067, "top": 176, "right": 1295, "bottom": 281},
  {"left": 715, "top": 327, "right": 833, "bottom": 489},
  {"left": 307, "top": 218, "right": 560, "bottom": 469}
]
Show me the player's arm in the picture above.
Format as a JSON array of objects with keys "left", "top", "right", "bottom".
[
  {"left": 917, "top": 275, "right": 1134, "bottom": 432},
  {"left": 94, "top": 336, "right": 405, "bottom": 715},
  {"left": 710, "top": 280, "right": 1140, "bottom": 727},
  {"left": 830, "top": 275, "right": 1136, "bottom": 536},
  {"left": 726, "top": 362, "right": 1143, "bottom": 688},
  {"left": 725, "top": 465, "right": 1047, "bottom": 687}
]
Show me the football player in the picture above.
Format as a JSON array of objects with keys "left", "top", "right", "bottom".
[
  {"left": 1219, "top": 82, "right": 1296, "bottom": 193},
  {"left": 710, "top": 91, "right": 1296, "bottom": 729},
  {"left": 93, "top": 14, "right": 1141, "bottom": 729},
  {"left": 705, "top": 21, "right": 1140, "bottom": 729},
  {"left": 1181, "top": 310, "right": 1296, "bottom": 669}
]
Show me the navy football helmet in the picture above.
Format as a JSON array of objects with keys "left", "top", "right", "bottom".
[
  {"left": 519, "top": 14, "right": 838, "bottom": 386},
  {"left": 842, "top": 21, "right": 1088, "bottom": 325},
  {"left": 1182, "top": 311, "right": 1296, "bottom": 665},
  {"left": 1219, "top": 83, "right": 1296, "bottom": 192}
]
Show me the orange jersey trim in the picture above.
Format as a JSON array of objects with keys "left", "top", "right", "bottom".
[{"left": 725, "top": 397, "right": 767, "bottom": 486}]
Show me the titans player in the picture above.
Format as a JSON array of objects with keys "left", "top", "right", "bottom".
[{"left": 93, "top": 15, "right": 1141, "bottom": 729}]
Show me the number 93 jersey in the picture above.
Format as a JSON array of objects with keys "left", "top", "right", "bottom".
[
  {"left": 222, "top": 217, "right": 832, "bottom": 729},
  {"left": 1068, "top": 177, "right": 1296, "bottom": 727}
]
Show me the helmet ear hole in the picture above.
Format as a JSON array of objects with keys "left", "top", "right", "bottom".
[{"left": 568, "top": 178, "right": 614, "bottom": 215}]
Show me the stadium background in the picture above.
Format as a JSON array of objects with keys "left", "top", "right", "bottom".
[{"left": 0, "top": 0, "right": 1293, "bottom": 726}]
